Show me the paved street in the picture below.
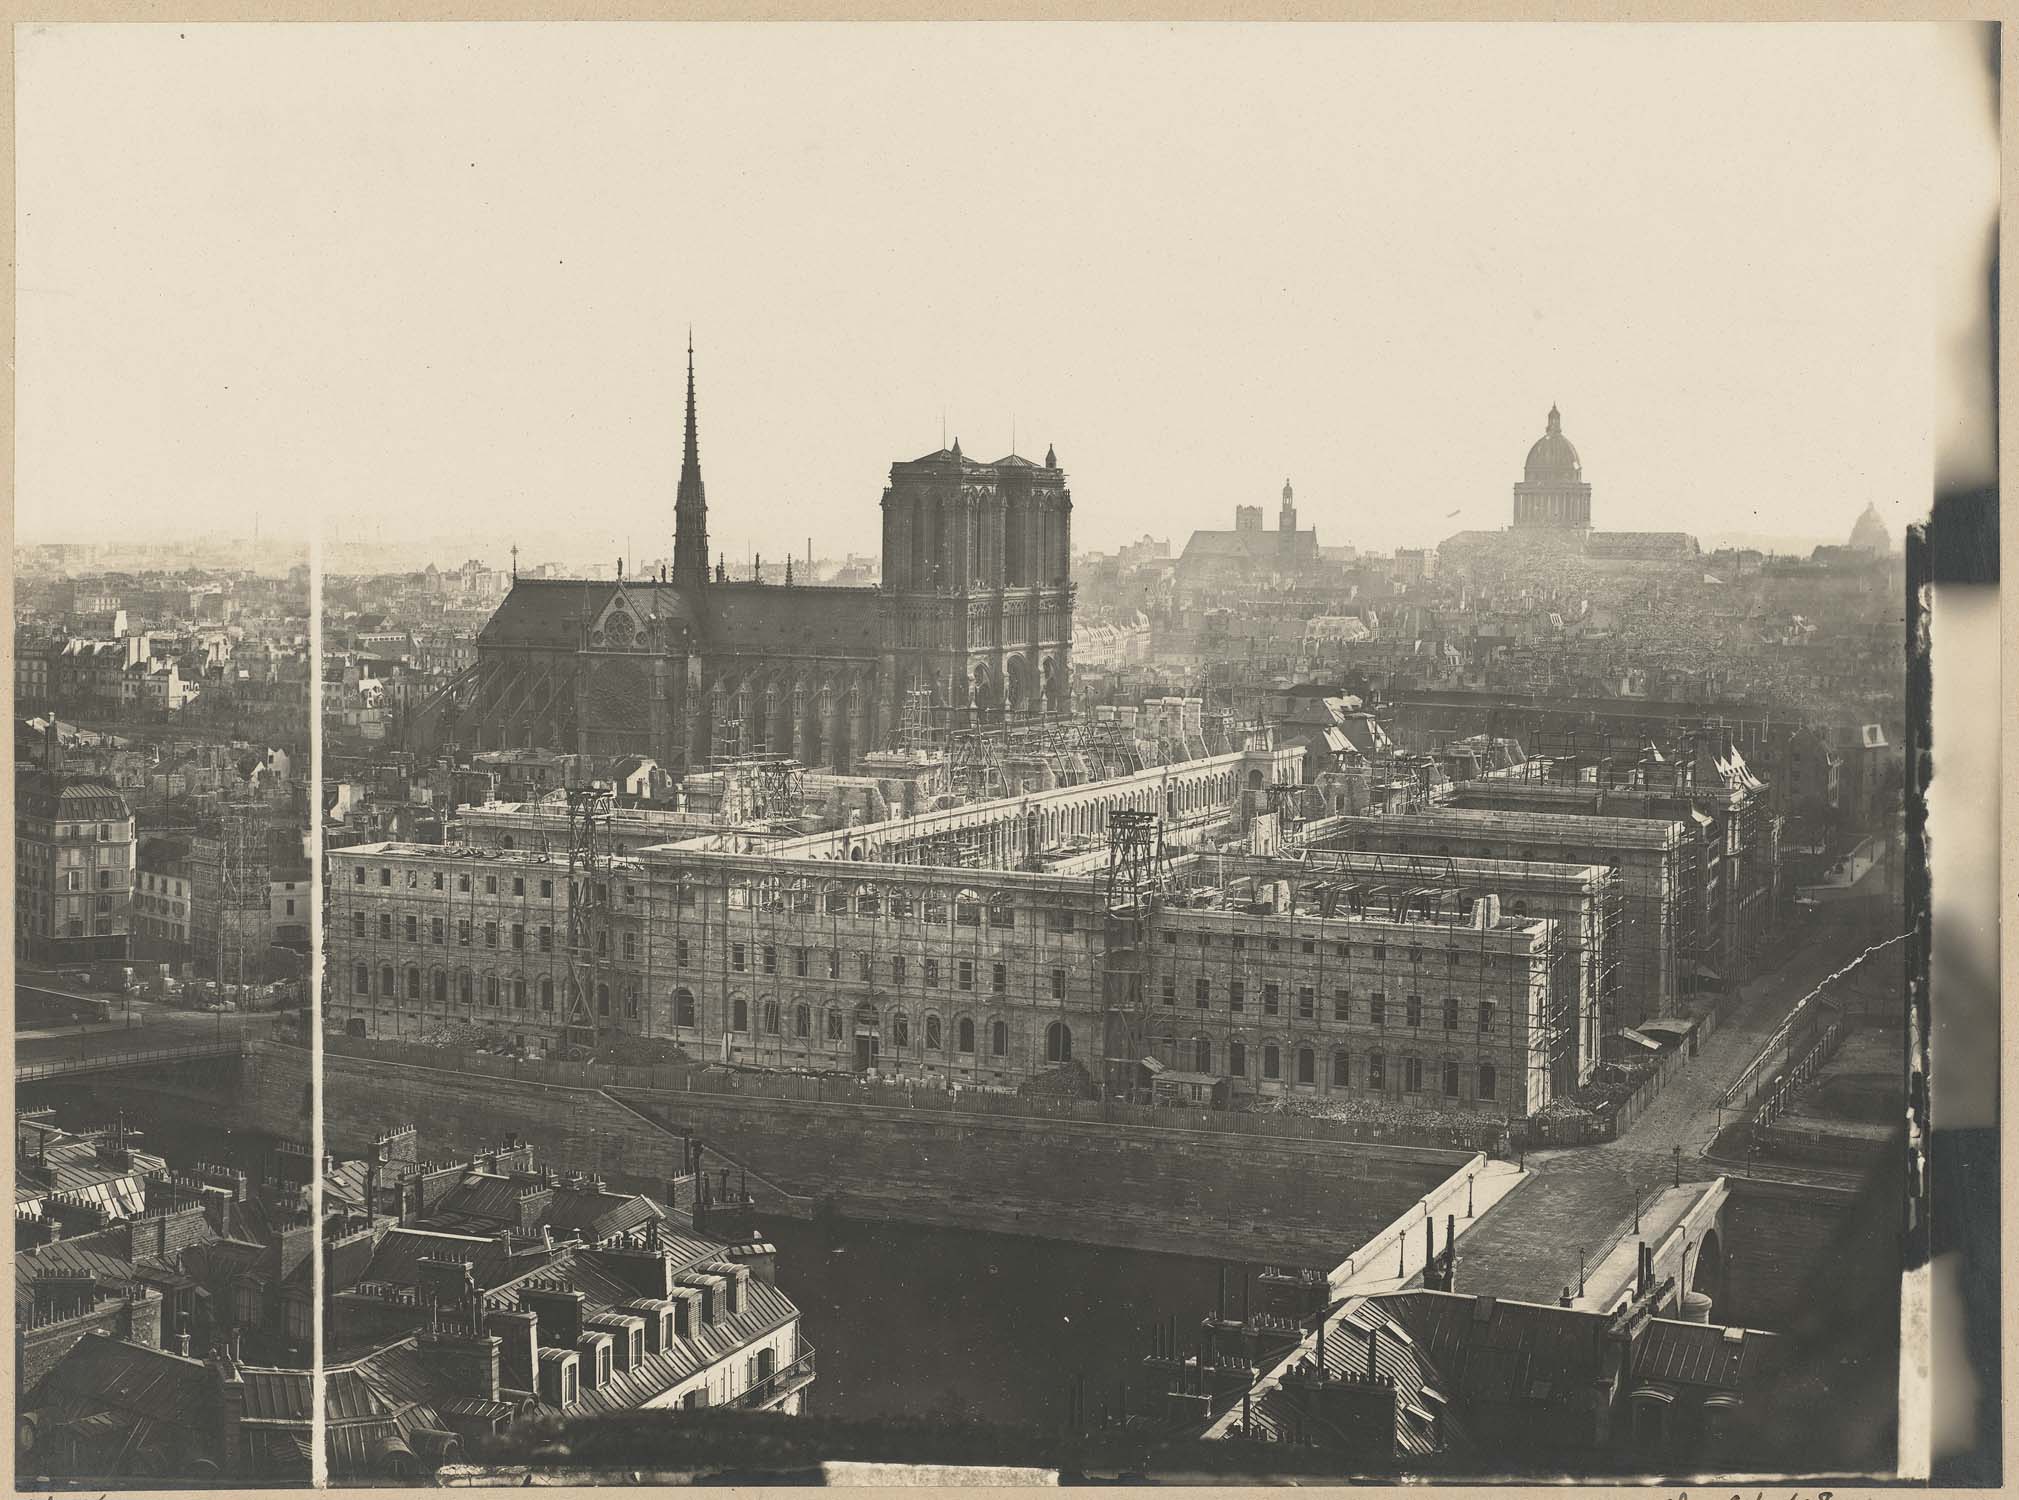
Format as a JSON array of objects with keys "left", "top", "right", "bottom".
[
  {"left": 14, "top": 987, "right": 269, "bottom": 1071},
  {"left": 1444, "top": 902, "right": 1894, "bottom": 1303}
]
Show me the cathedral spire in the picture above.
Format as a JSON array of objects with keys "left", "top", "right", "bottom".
[{"left": 673, "top": 330, "right": 710, "bottom": 588}]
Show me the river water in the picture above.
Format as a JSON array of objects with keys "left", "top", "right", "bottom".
[
  {"left": 30, "top": 1093, "right": 1227, "bottom": 1426},
  {"left": 764, "top": 1215, "right": 1222, "bottom": 1426}
]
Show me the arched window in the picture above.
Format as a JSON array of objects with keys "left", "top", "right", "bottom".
[
  {"left": 406, "top": 966, "right": 422, "bottom": 1000},
  {"left": 1444, "top": 1060, "right": 1461, "bottom": 1098},
  {"left": 352, "top": 962, "right": 369, "bottom": 995},
  {"left": 925, "top": 1014, "right": 943, "bottom": 1050},
  {"left": 538, "top": 977, "right": 554, "bottom": 1011},
  {"left": 1229, "top": 1040, "right": 1247, "bottom": 1076},
  {"left": 484, "top": 975, "right": 499, "bottom": 1006},
  {"left": 990, "top": 1019, "right": 1008, "bottom": 1056},
  {"left": 1297, "top": 1046, "right": 1315, "bottom": 1085},
  {"left": 512, "top": 976, "right": 527, "bottom": 1009},
  {"left": 1331, "top": 1050, "right": 1350, "bottom": 1087},
  {"left": 1263, "top": 1044, "right": 1281, "bottom": 1080},
  {"left": 763, "top": 999, "right": 779, "bottom": 1033},
  {"left": 1193, "top": 1036, "right": 1211, "bottom": 1073},
  {"left": 1368, "top": 1050, "right": 1386, "bottom": 1089},
  {"left": 458, "top": 971, "right": 473, "bottom": 1004},
  {"left": 732, "top": 996, "right": 749, "bottom": 1033},
  {"left": 826, "top": 1007, "right": 843, "bottom": 1041},
  {"left": 432, "top": 970, "right": 447, "bottom": 1004},
  {"left": 1478, "top": 1062, "right": 1497, "bottom": 1101},
  {"left": 892, "top": 1012, "right": 910, "bottom": 1048},
  {"left": 597, "top": 982, "right": 611, "bottom": 1015},
  {"left": 795, "top": 1003, "right": 811, "bottom": 1038},
  {"left": 958, "top": 1017, "right": 976, "bottom": 1053},
  {"left": 674, "top": 988, "right": 697, "bottom": 1027},
  {"left": 1047, "top": 1022, "right": 1073, "bottom": 1063}
]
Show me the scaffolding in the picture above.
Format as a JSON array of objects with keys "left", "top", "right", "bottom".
[
  {"left": 1163, "top": 843, "right": 1593, "bottom": 1105},
  {"left": 562, "top": 780, "right": 613, "bottom": 1053},
  {"left": 705, "top": 754, "right": 806, "bottom": 825},
  {"left": 1101, "top": 810, "right": 1169, "bottom": 1098}
]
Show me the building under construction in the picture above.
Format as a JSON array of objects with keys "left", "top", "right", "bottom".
[
  {"left": 323, "top": 734, "right": 1731, "bottom": 1121},
  {"left": 188, "top": 796, "right": 289, "bottom": 988},
  {"left": 1445, "top": 723, "right": 1778, "bottom": 995}
]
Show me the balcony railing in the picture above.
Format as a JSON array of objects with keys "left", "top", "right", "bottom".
[{"left": 729, "top": 1349, "right": 815, "bottom": 1409}]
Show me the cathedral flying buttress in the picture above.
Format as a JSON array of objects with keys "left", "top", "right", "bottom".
[{"left": 406, "top": 349, "right": 1074, "bottom": 774}]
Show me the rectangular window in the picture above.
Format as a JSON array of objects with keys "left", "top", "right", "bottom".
[
  {"left": 1336, "top": 942, "right": 1350, "bottom": 959},
  {"left": 1231, "top": 935, "right": 1245, "bottom": 952},
  {"left": 1369, "top": 1053, "right": 1386, "bottom": 1089},
  {"left": 924, "top": 958, "right": 940, "bottom": 986},
  {"left": 513, "top": 877, "right": 525, "bottom": 897},
  {"left": 541, "top": 878, "right": 553, "bottom": 898},
  {"left": 893, "top": 955, "right": 907, "bottom": 985},
  {"left": 354, "top": 866, "right": 366, "bottom": 885},
  {"left": 1052, "top": 967, "right": 1067, "bottom": 1000},
  {"left": 958, "top": 960, "right": 974, "bottom": 991},
  {"left": 485, "top": 922, "right": 499, "bottom": 948},
  {"left": 1333, "top": 988, "right": 1350, "bottom": 1021},
  {"left": 623, "top": 932, "right": 636, "bottom": 961},
  {"left": 731, "top": 943, "right": 746, "bottom": 972},
  {"left": 1298, "top": 986, "right": 1315, "bottom": 1020},
  {"left": 380, "top": 868, "right": 392, "bottom": 886},
  {"left": 458, "top": 920, "right": 472, "bottom": 947},
  {"left": 860, "top": 953, "right": 874, "bottom": 983},
  {"left": 794, "top": 947, "right": 809, "bottom": 978},
  {"left": 431, "top": 917, "right": 444, "bottom": 945},
  {"left": 1404, "top": 1056, "right": 1424, "bottom": 1093},
  {"left": 1229, "top": 979, "right": 1245, "bottom": 1012},
  {"left": 511, "top": 924, "right": 525, "bottom": 951},
  {"left": 1161, "top": 974, "right": 1177, "bottom": 1005},
  {"left": 762, "top": 944, "right": 776, "bottom": 974},
  {"left": 1478, "top": 1002, "right": 1494, "bottom": 1033},
  {"left": 1230, "top": 1040, "right": 1247, "bottom": 1076},
  {"left": 432, "top": 871, "right": 444, "bottom": 891},
  {"left": 352, "top": 911, "right": 366, "bottom": 938},
  {"left": 1045, "top": 909, "right": 1074, "bottom": 933},
  {"left": 1196, "top": 932, "right": 1210, "bottom": 948},
  {"left": 992, "top": 963, "right": 1006, "bottom": 993},
  {"left": 1195, "top": 977, "right": 1210, "bottom": 1007},
  {"left": 459, "top": 873, "right": 471, "bottom": 892},
  {"left": 1370, "top": 992, "right": 1386, "bottom": 1026},
  {"left": 1444, "top": 997, "right": 1459, "bottom": 1031},
  {"left": 486, "top": 875, "right": 498, "bottom": 895},
  {"left": 828, "top": 949, "right": 840, "bottom": 980},
  {"left": 1263, "top": 982, "right": 1280, "bottom": 1016},
  {"left": 676, "top": 938, "right": 690, "bottom": 965},
  {"left": 1300, "top": 939, "right": 1315, "bottom": 955},
  {"left": 1406, "top": 995, "right": 1422, "bottom": 1028},
  {"left": 404, "top": 916, "right": 418, "bottom": 942},
  {"left": 1372, "top": 944, "right": 1385, "bottom": 961}
]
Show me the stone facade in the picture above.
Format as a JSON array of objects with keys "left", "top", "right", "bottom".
[{"left": 411, "top": 356, "right": 1074, "bottom": 773}]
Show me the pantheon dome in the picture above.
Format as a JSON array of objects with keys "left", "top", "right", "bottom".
[{"left": 1512, "top": 403, "right": 1593, "bottom": 530}]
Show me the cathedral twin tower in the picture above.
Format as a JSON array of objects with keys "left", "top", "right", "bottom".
[{"left": 434, "top": 339, "right": 1081, "bottom": 774}]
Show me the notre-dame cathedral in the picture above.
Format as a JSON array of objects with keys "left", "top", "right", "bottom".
[{"left": 415, "top": 345, "right": 1075, "bottom": 773}]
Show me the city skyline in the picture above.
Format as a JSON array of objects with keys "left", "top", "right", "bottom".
[{"left": 18, "top": 24, "right": 1990, "bottom": 556}]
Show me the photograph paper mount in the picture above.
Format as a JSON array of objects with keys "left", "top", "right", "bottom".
[{"left": 4, "top": 15, "right": 2007, "bottom": 1491}]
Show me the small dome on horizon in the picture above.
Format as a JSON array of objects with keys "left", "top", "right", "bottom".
[{"left": 1848, "top": 501, "right": 1893, "bottom": 556}]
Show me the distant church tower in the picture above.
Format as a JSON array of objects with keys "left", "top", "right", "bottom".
[
  {"left": 1512, "top": 404, "right": 1593, "bottom": 530},
  {"left": 1278, "top": 477, "right": 1297, "bottom": 534},
  {"left": 673, "top": 334, "right": 710, "bottom": 587}
]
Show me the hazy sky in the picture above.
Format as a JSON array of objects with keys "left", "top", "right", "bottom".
[{"left": 17, "top": 22, "right": 1995, "bottom": 561}]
